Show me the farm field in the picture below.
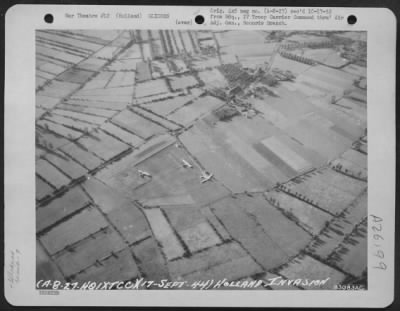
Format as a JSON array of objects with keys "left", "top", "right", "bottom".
[
  {"left": 36, "top": 30, "right": 368, "bottom": 289},
  {"left": 168, "top": 95, "right": 225, "bottom": 126}
]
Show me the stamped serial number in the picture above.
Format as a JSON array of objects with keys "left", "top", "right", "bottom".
[{"left": 334, "top": 284, "right": 365, "bottom": 290}]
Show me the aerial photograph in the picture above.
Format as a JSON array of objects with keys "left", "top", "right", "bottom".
[{"left": 36, "top": 29, "right": 367, "bottom": 290}]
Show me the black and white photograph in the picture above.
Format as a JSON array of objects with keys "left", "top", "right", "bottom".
[
  {"left": 4, "top": 4, "right": 397, "bottom": 307},
  {"left": 35, "top": 29, "right": 368, "bottom": 290}
]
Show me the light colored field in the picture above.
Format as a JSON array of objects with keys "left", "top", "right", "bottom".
[
  {"left": 65, "top": 29, "right": 122, "bottom": 43},
  {"left": 168, "top": 95, "right": 225, "bottom": 126},
  {"left": 143, "top": 208, "right": 185, "bottom": 261},
  {"left": 169, "top": 75, "right": 198, "bottom": 91},
  {"left": 107, "top": 203, "right": 152, "bottom": 244},
  {"left": 179, "top": 222, "right": 221, "bottom": 253},
  {"left": 118, "top": 44, "right": 142, "bottom": 59},
  {"left": 266, "top": 190, "right": 332, "bottom": 235},
  {"left": 80, "top": 71, "right": 114, "bottom": 90},
  {"left": 271, "top": 54, "right": 312, "bottom": 75},
  {"left": 142, "top": 194, "right": 195, "bottom": 207},
  {"left": 44, "top": 114, "right": 96, "bottom": 132},
  {"left": 235, "top": 194, "right": 312, "bottom": 254},
  {"left": 130, "top": 143, "right": 230, "bottom": 206},
  {"left": 285, "top": 119, "right": 351, "bottom": 162},
  {"left": 210, "top": 197, "right": 295, "bottom": 270},
  {"left": 76, "top": 85, "right": 135, "bottom": 97},
  {"left": 191, "top": 57, "right": 220, "bottom": 71},
  {"left": 259, "top": 86, "right": 315, "bottom": 120},
  {"left": 180, "top": 31, "right": 195, "bottom": 54},
  {"left": 200, "top": 206, "right": 231, "bottom": 241},
  {"left": 76, "top": 131, "right": 129, "bottom": 161},
  {"left": 66, "top": 98, "right": 128, "bottom": 110},
  {"left": 60, "top": 142, "right": 103, "bottom": 170},
  {"left": 82, "top": 177, "right": 134, "bottom": 213},
  {"left": 38, "top": 62, "right": 66, "bottom": 75},
  {"left": 36, "top": 159, "right": 70, "bottom": 189},
  {"left": 92, "top": 46, "right": 121, "bottom": 59},
  {"left": 341, "top": 148, "right": 367, "bottom": 169},
  {"left": 295, "top": 65, "right": 355, "bottom": 97},
  {"left": 223, "top": 42, "right": 275, "bottom": 58},
  {"left": 40, "top": 207, "right": 108, "bottom": 255},
  {"left": 334, "top": 98, "right": 367, "bottom": 125},
  {"left": 252, "top": 100, "right": 290, "bottom": 129},
  {"left": 107, "top": 71, "right": 136, "bottom": 88},
  {"left": 180, "top": 117, "right": 286, "bottom": 192},
  {"left": 309, "top": 99, "right": 365, "bottom": 141},
  {"left": 143, "top": 95, "right": 195, "bottom": 116},
  {"left": 45, "top": 152, "right": 87, "bottom": 179},
  {"left": 135, "top": 79, "right": 169, "bottom": 98},
  {"left": 111, "top": 109, "right": 165, "bottom": 139},
  {"left": 261, "top": 136, "right": 311, "bottom": 173},
  {"left": 277, "top": 254, "right": 346, "bottom": 290},
  {"left": 129, "top": 106, "right": 181, "bottom": 131},
  {"left": 40, "top": 80, "right": 80, "bottom": 98},
  {"left": 171, "top": 59, "right": 188, "bottom": 72},
  {"left": 36, "top": 95, "right": 61, "bottom": 109},
  {"left": 100, "top": 122, "right": 143, "bottom": 147},
  {"left": 142, "top": 42, "right": 152, "bottom": 59},
  {"left": 56, "top": 104, "right": 117, "bottom": 118},
  {"left": 107, "top": 59, "right": 141, "bottom": 71},
  {"left": 305, "top": 168, "right": 366, "bottom": 196},
  {"left": 301, "top": 48, "right": 348, "bottom": 68},
  {"left": 286, "top": 168, "right": 366, "bottom": 215},
  {"left": 52, "top": 109, "right": 108, "bottom": 125},
  {"left": 216, "top": 30, "right": 265, "bottom": 47},
  {"left": 331, "top": 158, "right": 367, "bottom": 179},
  {"left": 342, "top": 64, "right": 366, "bottom": 77},
  {"left": 135, "top": 91, "right": 184, "bottom": 105}
]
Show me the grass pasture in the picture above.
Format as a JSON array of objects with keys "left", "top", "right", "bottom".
[{"left": 111, "top": 109, "right": 165, "bottom": 139}]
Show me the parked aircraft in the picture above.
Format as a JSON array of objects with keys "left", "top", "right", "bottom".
[
  {"left": 200, "top": 171, "right": 213, "bottom": 183},
  {"left": 182, "top": 159, "right": 193, "bottom": 168},
  {"left": 138, "top": 170, "right": 152, "bottom": 178}
]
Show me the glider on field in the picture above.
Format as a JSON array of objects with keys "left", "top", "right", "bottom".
[
  {"left": 200, "top": 171, "right": 213, "bottom": 183},
  {"left": 182, "top": 159, "right": 193, "bottom": 168},
  {"left": 138, "top": 170, "right": 152, "bottom": 178}
]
